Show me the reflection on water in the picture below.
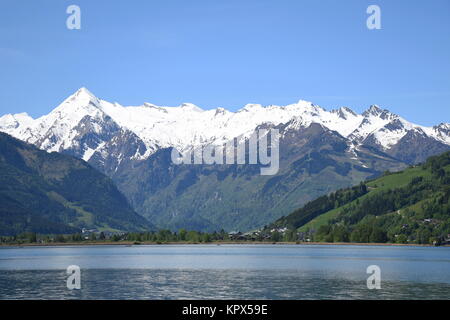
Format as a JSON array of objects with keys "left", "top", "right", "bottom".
[
  {"left": 0, "top": 244, "right": 449, "bottom": 299},
  {"left": 1, "top": 269, "right": 449, "bottom": 300}
]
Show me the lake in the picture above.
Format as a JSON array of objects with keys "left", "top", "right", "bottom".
[{"left": 0, "top": 244, "right": 449, "bottom": 299}]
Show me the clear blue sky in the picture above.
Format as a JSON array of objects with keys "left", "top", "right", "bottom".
[{"left": 0, "top": 0, "right": 449, "bottom": 126}]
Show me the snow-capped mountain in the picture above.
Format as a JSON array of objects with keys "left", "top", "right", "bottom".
[
  {"left": 1, "top": 87, "right": 448, "bottom": 165},
  {"left": 1, "top": 87, "right": 449, "bottom": 232}
]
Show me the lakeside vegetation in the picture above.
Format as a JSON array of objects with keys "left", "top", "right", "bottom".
[
  {"left": 1, "top": 232, "right": 446, "bottom": 246},
  {"left": 0, "top": 229, "right": 237, "bottom": 245},
  {"left": 1, "top": 151, "right": 449, "bottom": 247},
  {"left": 267, "top": 151, "right": 450, "bottom": 246},
  {"left": 0, "top": 227, "right": 309, "bottom": 245}
]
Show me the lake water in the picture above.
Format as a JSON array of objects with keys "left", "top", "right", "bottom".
[{"left": 0, "top": 244, "right": 449, "bottom": 299}]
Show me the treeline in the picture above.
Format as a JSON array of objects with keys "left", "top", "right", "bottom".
[
  {"left": 271, "top": 182, "right": 368, "bottom": 229},
  {"left": 309, "top": 151, "right": 450, "bottom": 245},
  {"left": 125, "top": 229, "right": 230, "bottom": 243},
  {"left": 0, "top": 228, "right": 307, "bottom": 245},
  {"left": 0, "top": 229, "right": 235, "bottom": 245}
]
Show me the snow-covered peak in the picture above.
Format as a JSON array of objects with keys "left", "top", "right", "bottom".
[
  {"left": 214, "top": 107, "right": 228, "bottom": 116},
  {"left": 240, "top": 103, "right": 263, "bottom": 112},
  {"left": 67, "top": 87, "right": 99, "bottom": 105},
  {"left": 0, "top": 112, "right": 33, "bottom": 123},
  {"left": 348, "top": 104, "right": 423, "bottom": 149},
  {"left": 51, "top": 87, "right": 102, "bottom": 119},
  {"left": 50, "top": 89, "right": 101, "bottom": 117},
  {"left": 0, "top": 112, "right": 34, "bottom": 134},
  {"left": 76, "top": 86, "right": 94, "bottom": 96},
  {"left": 331, "top": 107, "right": 358, "bottom": 120},
  {"left": 0, "top": 87, "right": 448, "bottom": 161},
  {"left": 363, "top": 104, "right": 382, "bottom": 116},
  {"left": 435, "top": 123, "right": 450, "bottom": 130},
  {"left": 14, "top": 112, "right": 32, "bottom": 120},
  {"left": 8, "top": 88, "right": 110, "bottom": 153},
  {"left": 428, "top": 122, "right": 450, "bottom": 145},
  {"left": 179, "top": 103, "right": 203, "bottom": 112},
  {"left": 364, "top": 105, "right": 399, "bottom": 120}
]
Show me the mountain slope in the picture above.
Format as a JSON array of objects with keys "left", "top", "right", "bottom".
[
  {"left": 111, "top": 123, "right": 407, "bottom": 231},
  {"left": 0, "top": 88, "right": 449, "bottom": 232},
  {"left": 0, "top": 132, "right": 153, "bottom": 235},
  {"left": 270, "top": 151, "right": 450, "bottom": 244},
  {"left": 1, "top": 88, "right": 449, "bottom": 167}
]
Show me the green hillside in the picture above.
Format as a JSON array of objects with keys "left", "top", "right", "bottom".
[
  {"left": 0, "top": 132, "right": 154, "bottom": 235},
  {"left": 109, "top": 123, "right": 407, "bottom": 232},
  {"left": 269, "top": 151, "right": 450, "bottom": 245}
]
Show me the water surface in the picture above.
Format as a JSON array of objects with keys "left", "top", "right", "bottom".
[{"left": 0, "top": 244, "right": 449, "bottom": 299}]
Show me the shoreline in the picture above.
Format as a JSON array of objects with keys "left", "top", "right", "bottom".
[{"left": 0, "top": 241, "right": 447, "bottom": 248}]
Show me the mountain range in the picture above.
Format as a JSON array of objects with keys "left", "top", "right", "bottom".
[
  {"left": 0, "top": 132, "right": 153, "bottom": 236},
  {"left": 1, "top": 88, "right": 449, "bottom": 231},
  {"left": 269, "top": 151, "right": 450, "bottom": 245}
]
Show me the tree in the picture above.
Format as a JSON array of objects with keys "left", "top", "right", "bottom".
[
  {"left": 332, "top": 226, "right": 349, "bottom": 242},
  {"left": 396, "top": 234, "right": 408, "bottom": 244},
  {"left": 350, "top": 229, "right": 361, "bottom": 243},
  {"left": 187, "top": 231, "right": 200, "bottom": 242},
  {"left": 55, "top": 234, "right": 66, "bottom": 243},
  {"left": 178, "top": 229, "right": 187, "bottom": 241},
  {"left": 71, "top": 233, "right": 82, "bottom": 241},
  {"left": 369, "top": 228, "right": 387, "bottom": 243},
  {"left": 284, "top": 229, "right": 297, "bottom": 242},
  {"left": 271, "top": 231, "right": 281, "bottom": 242},
  {"left": 29, "top": 233, "right": 37, "bottom": 243},
  {"left": 201, "top": 233, "right": 212, "bottom": 243}
]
